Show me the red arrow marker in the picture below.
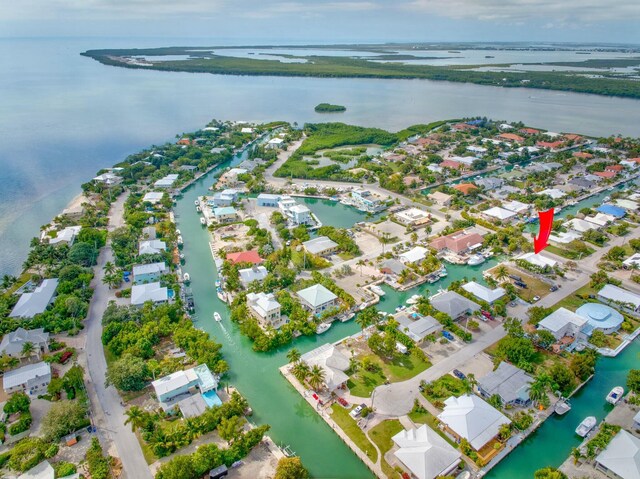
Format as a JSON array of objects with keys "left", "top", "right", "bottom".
[{"left": 534, "top": 208, "right": 555, "bottom": 254}]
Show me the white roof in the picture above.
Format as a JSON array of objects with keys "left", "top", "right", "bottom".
[
  {"left": 538, "top": 188, "right": 566, "bottom": 199},
  {"left": 396, "top": 314, "right": 441, "bottom": 342},
  {"left": 393, "top": 425, "right": 461, "bottom": 479},
  {"left": 18, "top": 461, "right": 55, "bottom": 479},
  {"left": 239, "top": 266, "right": 268, "bottom": 285},
  {"left": 538, "top": 307, "right": 587, "bottom": 333},
  {"left": 566, "top": 218, "right": 597, "bottom": 233},
  {"left": 303, "top": 236, "right": 339, "bottom": 255},
  {"left": 143, "top": 192, "right": 164, "bottom": 203},
  {"left": 615, "top": 199, "right": 639, "bottom": 211},
  {"left": 517, "top": 252, "right": 557, "bottom": 268},
  {"left": 623, "top": 253, "right": 640, "bottom": 268},
  {"left": 297, "top": 284, "right": 337, "bottom": 307},
  {"left": 241, "top": 127, "right": 253, "bottom": 133},
  {"left": 462, "top": 281, "right": 506, "bottom": 304},
  {"left": 290, "top": 204, "right": 310, "bottom": 214},
  {"left": 399, "top": 246, "right": 428, "bottom": 264},
  {"left": 437, "top": 394, "right": 511, "bottom": 450},
  {"left": 139, "top": 239, "right": 166, "bottom": 255},
  {"left": 9, "top": 279, "right": 59, "bottom": 318},
  {"left": 502, "top": 200, "right": 530, "bottom": 214},
  {"left": 247, "top": 292, "right": 281, "bottom": 316},
  {"left": 300, "top": 343, "right": 349, "bottom": 391},
  {"left": 131, "top": 282, "right": 168, "bottom": 305},
  {"left": 549, "top": 231, "right": 582, "bottom": 244},
  {"left": 483, "top": 206, "right": 517, "bottom": 220},
  {"left": 133, "top": 262, "right": 167, "bottom": 276},
  {"left": 152, "top": 368, "right": 198, "bottom": 398},
  {"left": 586, "top": 212, "right": 616, "bottom": 227},
  {"left": 3, "top": 361, "right": 51, "bottom": 390},
  {"left": 268, "top": 138, "right": 284, "bottom": 144},
  {"left": 430, "top": 290, "right": 481, "bottom": 318},
  {"left": 396, "top": 207, "right": 429, "bottom": 222},
  {"left": 47, "top": 225, "right": 81, "bottom": 245},
  {"left": 599, "top": 284, "right": 640, "bottom": 309},
  {"left": 449, "top": 155, "right": 478, "bottom": 165},
  {"left": 596, "top": 430, "right": 640, "bottom": 479}
]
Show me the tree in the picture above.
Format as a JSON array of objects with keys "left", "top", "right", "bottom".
[
  {"left": 533, "top": 330, "right": 556, "bottom": 349},
  {"left": 356, "top": 306, "right": 378, "bottom": 337},
  {"left": 68, "top": 242, "right": 98, "bottom": 266},
  {"left": 292, "top": 361, "right": 310, "bottom": 382},
  {"left": 494, "top": 265, "right": 509, "bottom": 282},
  {"left": 275, "top": 457, "right": 310, "bottom": 479},
  {"left": 41, "top": 399, "right": 88, "bottom": 441},
  {"left": 106, "top": 354, "right": 148, "bottom": 391},
  {"left": 124, "top": 406, "right": 146, "bottom": 432},
  {"left": 286, "top": 348, "right": 301, "bottom": 365},
  {"left": 534, "top": 467, "right": 567, "bottom": 479},
  {"left": 218, "top": 415, "right": 245, "bottom": 443},
  {"left": 21, "top": 341, "right": 35, "bottom": 358},
  {"left": 570, "top": 351, "right": 598, "bottom": 381},
  {"left": 4, "top": 392, "right": 30, "bottom": 414},
  {"left": 155, "top": 455, "right": 196, "bottom": 479},
  {"left": 627, "top": 369, "right": 640, "bottom": 394},
  {"left": 308, "top": 365, "right": 325, "bottom": 391},
  {"left": 549, "top": 363, "right": 575, "bottom": 396},
  {"left": 589, "top": 330, "right": 608, "bottom": 348}
]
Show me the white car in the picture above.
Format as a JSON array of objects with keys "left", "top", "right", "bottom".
[
  {"left": 532, "top": 296, "right": 540, "bottom": 302},
  {"left": 350, "top": 404, "right": 365, "bottom": 418}
]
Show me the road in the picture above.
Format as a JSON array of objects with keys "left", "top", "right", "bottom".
[{"left": 81, "top": 192, "right": 153, "bottom": 479}]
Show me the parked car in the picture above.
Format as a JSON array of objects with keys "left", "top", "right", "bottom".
[
  {"left": 59, "top": 351, "right": 73, "bottom": 364},
  {"left": 550, "top": 285, "right": 558, "bottom": 292},
  {"left": 532, "top": 296, "right": 540, "bottom": 302},
  {"left": 481, "top": 310, "right": 494, "bottom": 321},
  {"left": 350, "top": 404, "right": 366, "bottom": 418},
  {"left": 442, "top": 330, "right": 454, "bottom": 341},
  {"left": 453, "top": 369, "right": 466, "bottom": 380}
]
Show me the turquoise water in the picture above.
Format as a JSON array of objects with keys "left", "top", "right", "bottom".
[{"left": 202, "top": 390, "right": 223, "bottom": 408}]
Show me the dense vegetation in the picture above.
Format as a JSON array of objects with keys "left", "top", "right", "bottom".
[{"left": 314, "top": 103, "right": 346, "bottom": 113}]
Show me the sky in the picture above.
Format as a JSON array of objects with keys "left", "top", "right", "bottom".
[{"left": 1, "top": 0, "right": 640, "bottom": 45}]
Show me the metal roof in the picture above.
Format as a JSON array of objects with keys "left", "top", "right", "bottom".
[{"left": 9, "top": 279, "right": 59, "bottom": 318}]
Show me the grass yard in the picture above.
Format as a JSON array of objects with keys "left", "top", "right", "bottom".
[
  {"left": 369, "top": 420, "right": 404, "bottom": 479},
  {"left": 407, "top": 410, "right": 458, "bottom": 448},
  {"left": 330, "top": 404, "right": 378, "bottom": 463},
  {"left": 422, "top": 375, "right": 467, "bottom": 405},
  {"left": 348, "top": 352, "right": 431, "bottom": 397},
  {"left": 500, "top": 266, "right": 552, "bottom": 302},
  {"left": 551, "top": 283, "right": 596, "bottom": 311},
  {"left": 546, "top": 244, "right": 594, "bottom": 259},
  {"left": 347, "top": 368, "right": 386, "bottom": 398}
]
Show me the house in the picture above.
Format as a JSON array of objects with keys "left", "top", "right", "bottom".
[
  {"left": 177, "top": 137, "right": 192, "bottom": 145},
  {"left": 467, "top": 146, "right": 487, "bottom": 156},
  {"left": 568, "top": 177, "right": 596, "bottom": 191},
  {"left": 537, "top": 307, "right": 587, "bottom": 340},
  {"left": 380, "top": 259, "right": 407, "bottom": 276},
  {"left": 615, "top": 199, "right": 639, "bottom": 211},
  {"left": 392, "top": 425, "right": 461, "bottom": 479},
  {"left": 9, "top": 279, "right": 59, "bottom": 319},
  {"left": 351, "top": 189, "right": 386, "bottom": 213},
  {"left": 142, "top": 226, "right": 157, "bottom": 240},
  {"left": 482, "top": 206, "right": 517, "bottom": 222},
  {"left": 597, "top": 204, "right": 626, "bottom": 218},
  {"left": 437, "top": 394, "right": 511, "bottom": 451},
  {"left": 247, "top": 292, "right": 283, "bottom": 328},
  {"left": 573, "top": 151, "right": 594, "bottom": 159},
  {"left": 475, "top": 177, "right": 504, "bottom": 191},
  {"left": 299, "top": 343, "right": 349, "bottom": 392},
  {"left": 132, "top": 262, "right": 168, "bottom": 284},
  {"left": 549, "top": 231, "right": 582, "bottom": 245},
  {"left": 154, "top": 174, "right": 179, "bottom": 188},
  {"left": 399, "top": 246, "right": 428, "bottom": 265},
  {"left": 257, "top": 193, "right": 281, "bottom": 207},
  {"left": 595, "top": 430, "right": 640, "bottom": 479},
  {"left": 575, "top": 303, "right": 624, "bottom": 336},
  {"left": 430, "top": 230, "right": 484, "bottom": 254},
  {"left": 452, "top": 183, "right": 478, "bottom": 195},
  {"left": 450, "top": 156, "right": 478, "bottom": 167},
  {"left": 462, "top": 281, "right": 506, "bottom": 304},
  {"left": 517, "top": 252, "right": 557, "bottom": 269},
  {"left": 536, "top": 141, "right": 564, "bottom": 150},
  {"left": 490, "top": 185, "right": 520, "bottom": 200},
  {"left": 429, "top": 290, "right": 480, "bottom": 319},
  {"left": 240, "top": 127, "right": 254, "bottom": 134},
  {"left": 427, "top": 191, "right": 452, "bottom": 206},
  {"left": 267, "top": 137, "right": 285, "bottom": 149},
  {"left": 440, "top": 160, "right": 464, "bottom": 170},
  {"left": 210, "top": 147, "right": 226, "bottom": 154},
  {"left": 623, "top": 253, "right": 640, "bottom": 269},
  {"left": 239, "top": 266, "right": 268, "bottom": 287},
  {"left": 598, "top": 284, "right": 640, "bottom": 313},
  {"left": 131, "top": 282, "right": 169, "bottom": 306},
  {"left": 288, "top": 204, "right": 313, "bottom": 225},
  {"left": 537, "top": 188, "right": 566, "bottom": 199},
  {"left": 394, "top": 208, "right": 430, "bottom": 228},
  {"left": 586, "top": 212, "right": 616, "bottom": 228},
  {"left": 213, "top": 206, "right": 238, "bottom": 223},
  {"left": 226, "top": 250, "right": 263, "bottom": 265},
  {"left": 143, "top": 192, "right": 165, "bottom": 204},
  {"left": 497, "top": 133, "right": 525, "bottom": 143},
  {"left": 43, "top": 225, "right": 82, "bottom": 246},
  {"left": 93, "top": 172, "right": 122, "bottom": 185},
  {"left": 152, "top": 364, "right": 218, "bottom": 409},
  {"left": 595, "top": 171, "right": 617, "bottom": 179},
  {"left": 606, "top": 164, "right": 624, "bottom": 173},
  {"left": 520, "top": 128, "right": 541, "bottom": 135},
  {"left": 502, "top": 200, "right": 531, "bottom": 215},
  {"left": 396, "top": 312, "right": 442, "bottom": 343},
  {"left": 297, "top": 284, "right": 339, "bottom": 316},
  {"left": 210, "top": 189, "right": 239, "bottom": 207},
  {"left": 0, "top": 327, "right": 49, "bottom": 358},
  {"left": 477, "top": 362, "right": 533, "bottom": 407},
  {"left": 179, "top": 165, "right": 198, "bottom": 172},
  {"left": 17, "top": 460, "right": 55, "bottom": 479},
  {"left": 139, "top": 239, "right": 166, "bottom": 255},
  {"left": 303, "top": 236, "right": 339, "bottom": 257},
  {"left": 621, "top": 159, "right": 640, "bottom": 169},
  {"left": 566, "top": 218, "right": 598, "bottom": 233},
  {"left": 3, "top": 361, "right": 51, "bottom": 396}
]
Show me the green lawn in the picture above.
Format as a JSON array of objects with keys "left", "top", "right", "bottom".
[
  {"left": 422, "top": 375, "right": 467, "bottom": 404},
  {"left": 347, "top": 369, "right": 386, "bottom": 398},
  {"left": 407, "top": 410, "right": 458, "bottom": 448},
  {"left": 2, "top": 272, "right": 32, "bottom": 298},
  {"left": 330, "top": 404, "right": 378, "bottom": 463},
  {"left": 369, "top": 420, "right": 404, "bottom": 479},
  {"left": 551, "top": 283, "right": 597, "bottom": 311},
  {"left": 546, "top": 244, "right": 594, "bottom": 259}
]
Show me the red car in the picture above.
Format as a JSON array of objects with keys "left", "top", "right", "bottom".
[
  {"left": 481, "top": 310, "right": 494, "bottom": 321},
  {"left": 338, "top": 397, "right": 349, "bottom": 407},
  {"left": 312, "top": 393, "right": 319, "bottom": 401},
  {"left": 59, "top": 351, "right": 73, "bottom": 364}
]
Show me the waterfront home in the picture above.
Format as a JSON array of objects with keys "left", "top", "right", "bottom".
[
  {"left": 226, "top": 250, "right": 263, "bottom": 265},
  {"left": 537, "top": 307, "right": 587, "bottom": 341},
  {"left": 585, "top": 212, "right": 616, "bottom": 227},
  {"left": 399, "top": 246, "right": 429, "bottom": 265},
  {"left": 475, "top": 177, "right": 504, "bottom": 191},
  {"left": 598, "top": 284, "right": 640, "bottom": 314},
  {"left": 267, "top": 137, "right": 284, "bottom": 149},
  {"left": 380, "top": 259, "right": 407, "bottom": 276},
  {"left": 482, "top": 206, "right": 518, "bottom": 222},
  {"left": 477, "top": 362, "right": 532, "bottom": 407},
  {"left": 597, "top": 204, "right": 627, "bottom": 218},
  {"left": 239, "top": 266, "right": 268, "bottom": 288},
  {"left": 210, "top": 189, "right": 239, "bottom": 207},
  {"left": 0, "top": 327, "right": 49, "bottom": 358},
  {"left": 538, "top": 188, "right": 566, "bottom": 199},
  {"left": 394, "top": 208, "right": 430, "bottom": 228},
  {"left": 566, "top": 218, "right": 598, "bottom": 233},
  {"left": 621, "top": 158, "right": 640, "bottom": 169},
  {"left": 575, "top": 303, "right": 624, "bottom": 335},
  {"left": 17, "top": 461, "right": 56, "bottom": 479},
  {"left": 142, "top": 191, "right": 165, "bottom": 204},
  {"left": 296, "top": 284, "right": 339, "bottom": 316},
  {"left": 520, "top": 127, "right": 541, "bottom": 135},
  {"left": 131, "top": 282, "right": 169, "bottom": 306},
  {"left": 462, "top": 281, "right": 506, "bottom": 304},
  {"left": 452, "top": 183, "right": 478, "bottom": 196},
  {"left": 430, "top": 230, "right": 484, "bottom": 255},
  {"left": 595, "top": 171, "right": 617, "bottom": 180},
  {"left": 299, "top": 343, "right": 349, "bottom": 392},
  {"left": 427, "top": 164, "right": 444, "bottom": 174},
  {"left": 247, "top": 292, "right": 283, "bottom": 329},
  {"left": 42, "top": 225, "right": 81, "bottom": 246},
  {"left": 615, "top": 199, "right": 640, "bottom": 211},
  {"left": 139, "top": 239, "right": 166, "bottom": 255},
  {"left": 502, "top": 200, "right": 531, "bottom": 216},
  {"left": 9, "top": 279, "right": 59, "bottom": 319},
  {"left": 497, "top": 133, "right": 525, "bottom": 143},
  {"left": 303, "top": 236, "right": 339, "bottom": 257},
  {"left": 595, "top": 430, "right": 640, "bottom": 479},
  {"left": 132, "top": 262, "right": 168, "bottom": 284},
  {"left": 278, "top": 195, "right": 297, "bottom": 214},
  {"left": 210, "top": 147, "right": 226, "bottom": 154},
  {"left": 467, "top": 146, "right": 487, "bottom": 156},
  {"left": 154, "top": 174, "right": 179, "bottom": 188},
  {"left": 490, "top": 185, "right": 520, "bottom": 201},
  {"left": 351, "top": 189, "right": 386, "bottom": 213},
  {"left": 449, "top": 156, "right": 479, "bottom": 167},
  {"left": 440, "top": 159, "right": 464, "bottom": 170},
  {"left": 429, "top": 290, "right": 480, "bottom": 319},
  {"left": 213, "top": 206, "right": 238, "bottom": 223},
  {"left": 568, "top": 177, "right": 597, "bottom": 191},
  {"left": 427, "top": 191, "right": 452, "bottom": 206},
  {"left": 93, "top": 172, "right": 122, "bottom": 185},
  {"left": 257, "top": 193, "right": 281, "bottom": 207},
  {"left": 152, "top": 364, "right": 218, "bottom": 410},
  {"left": 142, "top": 226, "right": 156, "bottom": 240},
  {"left": 278, "top": 196, "right": 313, "bottom": 226},
  {"left": 392, "top": 425, "right": 461, "bottom": 479},
  {"left": 396, "top": 312, "right": 442, "bottom": 344},
  {"left": 517, "top": 252, "right": 557, "bottom": 269},
  {"left": 3, "top": 361, "right": 51, "bottom": 396},
  {"left": 437, "top": 394, "right": 511, "bottom": 456},
  {"left": 549, "top": 230, "right": 582, "bottom": 245}
]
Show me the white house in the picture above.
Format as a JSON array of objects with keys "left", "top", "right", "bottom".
[
  {"left": 537, "top": 307, "right": 587, "bottom": 340},
  {"left": 595, "top": 430, "right": 640, "bottom": 479},
  {"left": 565, "top": 218, "right": 598, "bottom": 233},
  {"left": 598, "top": 284, "right": 640, "bottom": 313},
  {"left": 299, "top": 343, "right": 350, "bottom": 392},
  {"left": 213, "top": 206, "right": 238, "bottom": 223},
  {"left": 42, "top": 225, "right": 82, "bottom": 246},
  {"left": 502, "top": 200, "right": 531, "bottom": 215},
  {"left": 239, "top": 266, "right": 268, "bottom": 288},
  {"left": 143, "top": 192, "right": 165, "bottom": 204},
  {"left": 9, "top": 279, "right": 59, "bottom": 319},
  {"left": 247, "top": 292, "right": 283, "bottom": 328},
  {"left": 392, "top": 425, "right": 461, "bottom": 479},
  {"left": 537, "top": 188, "right": 566, "bottom": 199},
  {"left": 133, "top": 262, "right": 168, "bottom": 284},
  {"left": 3, "top": 361, "right": 51, "bottom": 396},
  {"left": 517, "top": 252, "right": 557, "bottom": 269},
  {"left": 267, "top": 137, "right": 285, "bottom": 149},
  {"left": 152, "top": 364, "right": 218, "bottom": 409},
  {"left": 0, "top": 327, "right": 49, "bottom": 358},
  {"left": 154, "top": 174, "right": 179, "bottom": 188},
  {"left": 462, "top": 281, "right": 506, "bottom": 304},
  {"left": 394, "top": 208, "right": 430, "bottom": 228},
  {"left": 131, "top": 282, "right": 169, "bottom": 306},
  {"left": 297, "top": 284, "right": 339, "bottom": 316},
  {"left": 399, "top": 246, "right": 428, "bottom": 265},
  {"left": 586, "top": 212, "right": 617, "bottom": 227},
  {"left": 139, "top": 239, "right": 166, "bottom": 256},
  {"left": 482, "top": 206, "right": 517, "bottom": 222},
  {"left": 93, "top": 172, "right": 121, "bottom": 185},
  {"left": 289, "top": 204, "right": 313, "bottom": 225},
  {"left": 303, "top": 236, "right": 339, "bottom": 257}
]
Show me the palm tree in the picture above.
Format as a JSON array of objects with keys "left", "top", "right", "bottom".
[
  {"left": 286, "top": 348, "right": 301, "bottom": 365},
  {"left": 104, "top": 261, "right": 116, "bottom": 275},
  {"left": 529, "top": 377, "right": 549, "bottom": 406},
  {"left": 292, "top": 361, "right": 310, "bottom": 383},
  {"left": 495, "top": 264, "right": 509, "bottom": 283},
  {"left": 308, "top": 365, "right": 326, "bottom": 391},
  {"left": 21, "top": 342, "right": 35, "bottom": 359},
  {"left": 124, "top": 406, "right": 146, "bottom": 432},
  {"left": 356, "top": 260, "right": 366, "bottom": 277},
  {"left": 349, "top": 357, "right": 361, "bottom": 378},
  {"left": 1, "top": 275, "right": 16, "bottom": 290},
  {"left": 356, "top": 306, "right": 377, "bottom": 338}
]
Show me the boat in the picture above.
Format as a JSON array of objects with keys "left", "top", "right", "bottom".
[
  {"left": 575, "top": 416, "right": 597, "bottom": 437},
  {"left": 370, "top": 285, "right": 385, "bottom": 297},
  {"left": 179, "top": 253, "right": 185, "bottom": 261},
  {"left": 176, "top": 229, "right": 181, "bottom": 235},
  {"left": 196, "top": 205, "right": 201, "bottom": 213},
  {"left": 177, "top": 235, "right": 184, "bottom": 245},
  {"left": 217, "top": 290, "right": 227, "bottom": 302},
  {"left": 603, "top": 196, "right": 611, "bottom": 202},
  {"left": 467, "top": 254, "right": 485, "bottom": 266},
  {"left": 339, "top": 312, "right": 355, "bottom": 323},
  {"left": 215, "top": 280, "right": 221, "bottom": 288},
  {"left": 554, "top": 399, "right": 571, "bottom": 415},
  {"left": 194, "top": 200, "right": 199, "bottom": 206},
  {"left": 406, "top": 294, "right": 421, "bottom": 305},
  {"left": 183, "top": 272, "right": 190, "bottom": 283},
  {"left": 200, "top": 217, "right": 206, "bottom": 226},
  {"left": 606, "top": 386, "right": 624, "bottom": 405},
  {"left": 316, "top": 323, "right": 331, "bottom": 334},
  {"left": 438, "top": 267, "right": 448, "bottom": 278},
  {"left": 214, "top": 312, "right": 222, "bottom": 322}
]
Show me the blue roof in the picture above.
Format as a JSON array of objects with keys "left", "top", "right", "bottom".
[
  {"left": 596, "top": 204, "right": 626, "bottom": 218},
  {"left": 575, "top": 303, "right": 623, "bottom": 333}
]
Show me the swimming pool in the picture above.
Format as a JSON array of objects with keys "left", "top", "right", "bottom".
[{"left": 202, "top": 389, "right": 223, "bottom": 408}]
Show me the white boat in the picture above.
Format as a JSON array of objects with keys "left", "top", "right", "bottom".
[
  {"left": 214, "top": 312, "right": 222, "bottom": 322},
  {"left": 200, "top": 217, "right": 206, "bottom": 226},
  {"left": 196, "top": 205, "right": 201, "bottom": 213},
  {"left": 194, "top": 200, "right": 200, "bottom": 206},
  {"left": 176, "top": 229, "right": 181, "bottom": 235},
  {"left": 406, "top": 294, "right": 422, "bottom": 305},
  {"left": 554, "top": 399, "right": 571, "bottom": 415},
  {"left": 316, "top": 323, "right": 331, "bottom": 334},
  {"left": 370, "top": 285, "right": 385, "bottom": 297},
  {"left": 606, "top": 386, "right": 624, "bottom": 405},
  {"left": 339, "top": 312, "right": 355, "bottom": 323},
  {"left": 177, "top": 235, "right": 184, "bottom": 245},
  {"left": 603, "top": 196, "right": 611, "bottom": 202},
  {"left": 183, "top": 273, "right": 190, "bottom": 283},
  {"left": 467, "top": 254, "right": 485, "bottom": 266},
  {"left": 438, "top": 267, "right": 448, "bottom": 278},
  {"left": 215, "top": 280, "right": 221, "bottom": 288},
  {"left": 217, "top": 291, "right": 227, "bottom": 302},
  {"left": 575, "top": 416, "right": 597, "bottom": 437}
]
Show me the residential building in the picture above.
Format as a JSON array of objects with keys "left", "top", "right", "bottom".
[
  {"left": 430, "top": 230, "right": 484, "bottom": 255},
  {"left": 267, "top": 137, "right": 284, "bottom": 149},
  {"left": 297, "top": 284, "right": 339, "bottom": 316},
  {"left": 299, "top": 343, "right": 349, "bottom": 392},
  {"left": 394, "top": 208, "right": 430, "bottom": 228},
  {"left": 257, "top": 193, "right": 281, "bottom": 207},
  {"left": 568, "top": 177, "right": 596, "bottom": 191},
  {"left": 440, "top": 160, "right": 464, "bottom": 170},
  {"left": 17, "top": 461, "right": 55, "bottom": 479},
  {"left": 0, "top": 327, "right": 49, "bottom": 358},
  {"left": 549, "top": 231, "right": 582, "bottom": 245},
  {"left": 239, "top": 266, "right": 268, "bottom": 288},
  {"left": 288, "top": 204, "right": 313, "bottom": 225},
  {"left": 597, "top": 204, "right": 626, "bottom": 218},
  {"left": 399, "top": 246, "right": 429, "bottom": 265},
  {"left": 566, "top": 218, "right": 598, "bottom": 233},
  {"left": 598, "top": 284, "right": 640, "bottom": 313},
  {"left": 396, "top": 312, "right": 442, "bottom": 343},
  {"left": 3, "top": 361, "right": 51, "bottom": 396},
  {"left": 351, "top": 189, "right": 386, "bottom": 213},
  {"left": 226, "top": 250, "right": 263, "bottom": 265},
  {"left": 303, "top": 236, "right": 339, "bottom": 257},
  {"left": 278, "top": 195, "right": 297, "bottom": 215},
  {"left": 152, "top": 364, "right": 218, "bottom": 409},
  {"left": 462, "top": 281, "right": 506, "bottom": 304},
  {"left": 42, "top": 225, "right": 81, "bottom": 246},
  {"left": 615, "top": 199, "right": 639, "bottom": 211},
  {"left": 586, "top": 212, "right": 616, "bottom": 227},
  {"left": 132, "top": 262, "right": 168, "bottom": 284},
  {"left": 595, "top": 430, "right": 640, "bottom": 479},
  {"left": 450, "top": 156, "right": 478, "bottom": 167},
  {"left": 380, "top": 259, "right": 407, "bottom": 276},
  {"left": 575, "top": 303, "right": 624, "bottom": 336},
  {"left": 131, "top": 282, "right": 169, "bottom": 306},
  {"left": 437, "top": 394, "right": 511, "bottom": 452},
  {"left": 537, "top": 307, "right": 587, "bottom": 340},
  {"left": 210, "top": 189, "right": 239, "bottom": 207},
  {"left": 213, "top": 206, "right": 238, "bottom": 223},
  {"left": 9, "top": 279, "right": 59, "bottom": 319},
  {"left": 482, "top": 206, "right": 517, "bottom": 222},
  {"left": 623, "top": 253, "right": 640, "bottom": 269},
  {"left": 477, "top": 362, "right": 533, "bottom": 407},
  {"left": 502, "top": 200, "right": 531, "bottom": 215},
  {"left": 93, "top": 172, "right": 122, "bottom": 185},
  {"left": 139, "top": 239, "right": 166, "bottom": 255},
  {"left": 429, "top": 290, "right": 480, "bottom": 319},
  {"left": 517, "top": 252, "right": 557, "bottom": 269},
  {"left": 538, "top": 188, "right": 566, "bottom": 199},
  {"left": 154, "top": 174, "right": 179, "bottom": 188},
  {"left": 392, "top": 425, "right": 461, "bottom": 479},
  {"left": 427, "top": 191, "right": 452, "bottom": 206},
  {"left": 497, "top": 133, "right": 525, "bottom": 143},
  {"left": 143, "top": 192, "right": 165, "bottom": 204},
  {"left": 475, "top": 177, "right": 504, "bottom": 191},
  {"left": 247, "top": 292, "right": 283, "bottom": 328}
]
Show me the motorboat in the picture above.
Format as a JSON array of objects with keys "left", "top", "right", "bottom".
[
  {"left": 196, "top": 205, "right": 201, "bottom": 213},
  {"left": 339, "top": 312, "right": 355, "bottom": 323},
  {"left": 200, "top": 217, "right": 207, "bottom": 226},
  {"left": 438, "top": 267, "right": 448, "bottom": 278},
  {"left": 176, "top": 229, "right": 181, "bottom": 235},
  {"left": 575, "top": 416, "right": 597, "bottom": 437},
  {"left": 183, "top": 273, "right": 190, "bottom": 283},
  {"left": 554, "top": 399, "right": 571, "bottom": 415},
  {"left": 406, "top": 294, "right": 422, "bottom": 305},
  {"left": 177, "top": 235, "right": 184, "bottom": 246},
  {"left": 214, "top": 312, "right": 222, "bottom": 322},
  {"left": 606, "top": 386, "right": 624, "bottom": 405},
  {"left": 215, "top": 280, "right": 221, "bottom": 288},
  {"left": 217, "top": 290, "right": 227, "bottom": 302},
  {"left": 316, "top": 323, "right": 331, "bottom": 334},
  {"left": 467, "top": 254, "right": 485, "bottom": 266},
  {"left": 194, "top": 200, "right": 200, "bottom": 206},
  {"left": 370, "top": 285, "right": 385, "bottom": 297}
]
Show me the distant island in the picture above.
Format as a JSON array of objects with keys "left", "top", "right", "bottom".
[{"left": 315, "top": 103, "right": 346, "bottom": 113}]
